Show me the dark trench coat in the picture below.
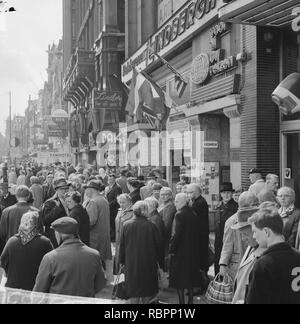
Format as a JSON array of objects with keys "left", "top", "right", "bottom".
[
  {"left": 169, "top": 205, "right": 203, "bottom": 289},
  {"left": 119, "top": 217, "right": 163, "bottom": 298}
]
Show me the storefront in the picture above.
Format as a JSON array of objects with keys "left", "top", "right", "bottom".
[
  {"left": 122, "top": 0, "right": 245, "bottom": 209},
  {"left": 219, "top": 0, "right": 300, "bottom": 206}
]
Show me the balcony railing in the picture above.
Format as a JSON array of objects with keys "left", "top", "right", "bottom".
[{"left": 63, "top": 48, "right": 95, "bottom": 106}]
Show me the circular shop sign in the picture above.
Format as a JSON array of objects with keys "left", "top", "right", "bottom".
[{"left": 190, "top": 53, "right": 210, "bottom": 85}]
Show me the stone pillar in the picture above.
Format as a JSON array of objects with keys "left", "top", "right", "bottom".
[
  {"left": 224, "top": 106, "right": 242, "bottom": 190},
  {"left": 125, "top": 0, "right": 138, "bottom": 58},
  {"left": 103, "top": 0, "right": 119, "bottom": 32}
]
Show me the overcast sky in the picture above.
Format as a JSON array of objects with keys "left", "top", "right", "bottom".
[{"left": 0, "top": 0, "right": 62, "bottom": 136}]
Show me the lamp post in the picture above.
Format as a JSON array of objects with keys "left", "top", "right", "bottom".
[{"left": 8, "top": 91, "right": 12, "bottom": 164}]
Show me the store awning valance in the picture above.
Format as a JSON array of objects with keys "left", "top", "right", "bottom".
[{"left": 219, "top": 0, "right": 299, "bottom": 28}]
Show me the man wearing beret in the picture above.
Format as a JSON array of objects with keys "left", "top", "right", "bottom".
[
  {"left": 41, "top": 178, "right": 70, "bottom": 248},
  {"left": 34, "top": 217, "right": 106, "bottom": 298}
]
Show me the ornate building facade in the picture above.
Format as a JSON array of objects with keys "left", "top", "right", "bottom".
[{"left": 63, "top": 0, "right": 126, "bottom": 166}]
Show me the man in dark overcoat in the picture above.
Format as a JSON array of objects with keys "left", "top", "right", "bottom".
[
  {"left": 42, "top": 178, "right": 70, "bottom": 248},
  {"left": 0, "top": 186, "right": 38, "bottom": 245},
  {"left": 214, "top": 183, "right": 238, "bottom": 275},
  {"left": 106, "top": 174, "right": 122, "bottom": 242},
  {"left": 119, "top": 201, "right": 163, "bottom": 304},
  {"left": 187, "top": 184, "right": 210, "bottom": 274},
  {"left": 169, "top": 193, "right": 203, "bottom": 304}
]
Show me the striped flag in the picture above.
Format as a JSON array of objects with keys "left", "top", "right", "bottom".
[{"left": 125, "top": 68, "right": 172, "bottom": 130}]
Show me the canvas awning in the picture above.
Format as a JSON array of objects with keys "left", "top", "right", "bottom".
[{"left": 219, "top": 0, "right": 300, "bottom": 28}]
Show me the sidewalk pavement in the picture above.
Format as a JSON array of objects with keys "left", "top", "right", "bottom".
[{"left": 97, "top": 236, "right": 216, "bottom": 304}]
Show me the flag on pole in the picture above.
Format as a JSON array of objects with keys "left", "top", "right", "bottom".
[
  {"left": 125, "top": 67, "right": 172, "bottom": 130},
  {"left": 155, "top": 53, "right": 187, "bottom": 98}
]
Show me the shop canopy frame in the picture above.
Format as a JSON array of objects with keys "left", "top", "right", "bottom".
[{"left": 219, "top": 0, "right": 300, "bottom": 28}]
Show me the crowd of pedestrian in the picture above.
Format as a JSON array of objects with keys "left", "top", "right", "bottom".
[
  {"left": 215, "top": 168, "right": 300, "bottom": 304},
  {"left": 0, "top": 162, "right": 299, "bottom": 304}
]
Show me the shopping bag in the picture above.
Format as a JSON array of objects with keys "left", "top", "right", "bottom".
[
  {"left": 205, "top": 273, "right": 234, "bottom": 304},
  {"left": 112, "top": 266, "right": 128, "bottom": 300}
]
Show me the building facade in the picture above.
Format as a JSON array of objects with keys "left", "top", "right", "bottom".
[
  {"left": 62, "top": 0, "right": 126, "bottom": 167},
  {"left": 219, "top": 0, "right": 300, "bottom": 207},
  {"left": 121, "top": 0, "right": 298, "bottom": 209}
]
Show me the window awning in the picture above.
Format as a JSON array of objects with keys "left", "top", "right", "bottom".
[{"left": 219, "top": 0, "right": 299, "bottom": 28}]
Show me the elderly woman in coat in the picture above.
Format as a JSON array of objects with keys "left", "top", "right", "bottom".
[
  {"left": 119, "top": 201, "right": 163, "bottom": 304},
  {"left": 145, "top": 197, "right": 165, "bottom": 257},
  {"left": 158, "top": 187, "right": 177, "bottom": 270},
  {"left": 114, "top": 194, "right": 134, "bottom": 275},
  {"left": 169, "top": 193, "right": 203, "bottom": 304},
  {"left": 219, "top": 192, "right": 259, "bottom": 281},
  {"left": 277, "top": 187, "right": 300, "bottom": 248}
]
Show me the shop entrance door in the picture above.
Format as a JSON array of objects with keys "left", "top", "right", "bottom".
[{"left": 284, "top": 133, "right": 300, "bottom": 208}]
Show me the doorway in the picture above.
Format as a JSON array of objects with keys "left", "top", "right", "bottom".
[{"left": 283, "top": 133, "right": 300, "bottom": 208}]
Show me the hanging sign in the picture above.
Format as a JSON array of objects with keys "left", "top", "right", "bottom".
[{"left": 92, "top": 89, "right": 123, "bottom": 110}]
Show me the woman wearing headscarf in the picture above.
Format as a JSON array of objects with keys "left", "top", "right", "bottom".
[
  {"left": 114, "top": 194, "right": 134, "bottom": 275},
  {"left": 0, "top": 211, "right": 53, "bottom": 291}
]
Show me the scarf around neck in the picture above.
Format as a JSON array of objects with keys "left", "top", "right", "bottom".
[{"left": 279, "top": 205, "right": 295, "bottom": 219}]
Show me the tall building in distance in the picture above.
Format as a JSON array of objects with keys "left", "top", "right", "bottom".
[{"left": 63, "top": 0, "right": 126, "bottom": 166}]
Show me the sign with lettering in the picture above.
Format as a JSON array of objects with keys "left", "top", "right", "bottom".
[
  {"left": 93, "top": 90, "right": 123, "bottom": 110},
  {"left": 204, "top": 141, "right": 219, "bottom": 149},
  {"left": 122, "top": 0, "right": 219, "bottom": 83},
  {"left": 191, "top": 50, "right": 237, "bottom": 85}
]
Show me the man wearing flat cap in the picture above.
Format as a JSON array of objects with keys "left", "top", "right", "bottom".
[
  {"left": 34, "top": 217, "right": 106, "bottom": 297},
  {"left": 41, "top": 178, "right": 71, "bottom": 248},
  {"left": 248, "top": 169, "right": 265, "bottom": 198},
  {"left": 83, "top": 180, "right": 112, "bottom": 265}
]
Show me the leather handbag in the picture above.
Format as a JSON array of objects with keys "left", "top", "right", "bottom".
[
  {"left": 112, "top": 266, "right": 128, "bottom": 300},
  {"left": 205, "top": 274, "right": 234, "bottom": 304}
]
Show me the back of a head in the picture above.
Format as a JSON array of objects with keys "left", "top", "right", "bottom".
[
  {"left": 249, "top": 207, "right": 283, "bottom": 236},
  {"left": 16, "top": 186, "right": 31, "bottom": 201},
  {"left": 239, "top": 191, "right": 259, "bottom": 209},
  {"left": 30, "top": 176, "right": 40, "bottom": 185},
  {"left": 145, "top": 197, "right": 159, "bottom": 210},
  {"left": 133, "top": 201, "right": 148, "bottom": 217}
]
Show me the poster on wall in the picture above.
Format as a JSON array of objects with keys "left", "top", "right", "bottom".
[{"left": 198, "top": 162, "right": 220, "bottom": 210}]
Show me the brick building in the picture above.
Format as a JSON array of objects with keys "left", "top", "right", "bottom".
[{"left": 219, "top": 0, "right": 300, "bottom": 206}]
